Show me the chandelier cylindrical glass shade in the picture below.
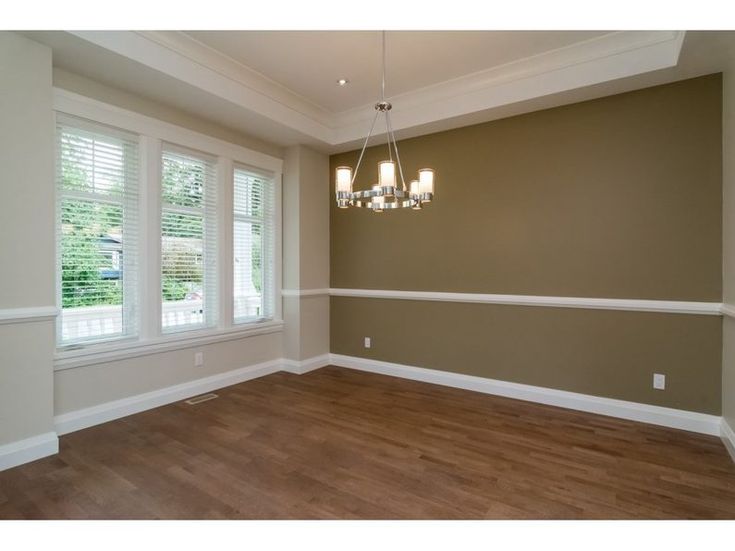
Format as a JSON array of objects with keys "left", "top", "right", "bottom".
[
  {"left": 335, "top": 166, "right": 353, "bottom": 208},
  {"left": 409, "top": 180, "right": 422, "bottom": 209},
  {"left": 418, "top": 168, "right": 435, "bottom": 202},
  {"left": 333, "top": 31, "right": 435, "bottom": 213},
  {"left": 378, "top": 160, "right": 396, "bottom": 191}
]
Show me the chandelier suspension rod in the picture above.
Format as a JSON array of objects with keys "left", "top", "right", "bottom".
[
  {"left": 350, "top": 108, "right": 380, "bottom": 186},
  {"left": 381, "top": 31, "right": 393, "bottom": 164},
  {"left": 386, "top": 110, "right": 407, "bottom": 191},
  {"left": 381, "top": 30, "right": 386, "bottom": 102}
]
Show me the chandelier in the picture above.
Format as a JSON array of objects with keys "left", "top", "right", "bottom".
[{"left": 335, "top": 31, "right": 435, "bottom": 212}]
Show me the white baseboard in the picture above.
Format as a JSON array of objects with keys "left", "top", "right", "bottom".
[
  {"left": 722, "top": 419, "right": 735, "bottom": 462},
  {"left": 5, "top": 353, "right": 724, "bottom": 473},
  {"left": 0, "top": 431, "right": 59, "bottom": 472},
  {"left": 281, "top": 354, "right": 331, "bottom": 375},
  {"left": 329, "top": 353, "right": 722, "bottom": 436},
  {"left": 54, "top": 359, "right": 283, "bottom": 436}
]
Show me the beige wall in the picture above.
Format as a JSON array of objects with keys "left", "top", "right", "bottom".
[
  {"left": 53, "top": 69, "right": 285, "bottom": 160},
  {"left": 330, "top": 74, "right": 723, "bottom": 414},
  {"left": 55, "top": 332, "right": 282, "bottom": 414},
  {"left": 48, "top": 74, "right": 288, "bottom": 413},
  {"left": 0, "top": 34, "right": 292, "bottom": 437},
  {"left": 282, "top": 145, "right": 330, "bottom": 361},
  {"left": 46, "top": 65, "right": 289, "bottom": 413},
  {"left": 723, "top": 60, "right": 735, "bottom": 427},
  {"left": 0, "top": 32, "right": 56, "bottom": 445}
]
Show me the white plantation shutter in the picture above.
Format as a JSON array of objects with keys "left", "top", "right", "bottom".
[
  {"left": 56, "top": 116, "right": 139, "bottom": 345},
  {"left": 233, "top": 165, "right": 275, "bottom": 322},
  {"left": 161, "top": 145, "right": 218, "bottom": 332}
]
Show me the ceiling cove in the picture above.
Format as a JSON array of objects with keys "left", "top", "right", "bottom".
[{"left": 67, "top": 30, "right": 686, "bottom": 149}]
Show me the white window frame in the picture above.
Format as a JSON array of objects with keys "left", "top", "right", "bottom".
[
  {"left": 55, "top": 115, "right": 140, "bottom": 348},
  {"left": 53, "top": 89, "right": 283, "bottom": 371},
  {"left": 233, "top": 163, "right": 277, "bottom": 325}
]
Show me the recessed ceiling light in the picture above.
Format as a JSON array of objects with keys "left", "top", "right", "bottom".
[{"left": 336, "top": 78, "right": 350, "bottom": 86}]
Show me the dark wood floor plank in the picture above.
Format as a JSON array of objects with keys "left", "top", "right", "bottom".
[{"left": 1, "top": 366, "right": 734, "bottom": 519}]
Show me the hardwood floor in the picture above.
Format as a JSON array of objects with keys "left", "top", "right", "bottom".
[{"left": 1, "top": 366, "right": 735, "bottom": 519}]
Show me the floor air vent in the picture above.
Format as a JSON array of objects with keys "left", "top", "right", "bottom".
[{"left": 185, "top": 393, "right": 219, "bottom": 405}]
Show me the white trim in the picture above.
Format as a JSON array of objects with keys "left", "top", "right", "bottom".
[
  {"left": 329, "top": 354, "right": 722, "bottom": 436},
  {"left": 53, "top": 355, "right": 329, "bottom": 436},
  {"left": 54, "top": 359, "right": 284, "bottom": 436},
  {"left": 282, "top": 288, "right": 330, "bottom": 298},
  {"left": 54, "top": 321, "right": 284, "bottom": 371},
  {"left": 0, "top": 432, "right": 59, "bottom": 472},
  {"left": 328, "top": 288, "right": 722, "bottom": 316},
  {"left": 722, "top": 419, "right": 735, "bottom": 463},
  {"left": 0, "top": 306, "right": 59, "bottom": 325},
  {"left": 722, "top": 304, "right": 735, "bottom": 319},
  {"left": 281, "top": 354, "right": 331, "bottom": 375},
  {"left": 53, "top": 88, "right": 283, "bottom": 174},
  {"left": 70, "top": 31, "right": 334, "bottom": 144},
  {"left": 69, "top": 31, "right": 684, "bottom": 149},
  {"left": 333, "top": 31, "right": 685, "bottom": 145}
]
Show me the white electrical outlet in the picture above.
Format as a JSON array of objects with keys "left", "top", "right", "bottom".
[
  {"left": 194, "top": 352, "right": 204, "bottom": 367},
  {"left": 653, "top": 373, "right": 665, "bottom": 390},
  {"left": 364, "top": 337, "right": 371, "bottom": 349}
]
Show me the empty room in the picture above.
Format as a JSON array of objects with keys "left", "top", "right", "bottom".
[{"left": 3, "top": 4, "right": 735, "bottom": 540}]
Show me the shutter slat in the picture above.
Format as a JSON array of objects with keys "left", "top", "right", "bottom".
[
  {"left": 233, "top": 166, "right": 275, "bottom": 323},
  {"left": 57, "top": 118, "right": 139, "bottom": 346},
  {"left": 161, "top": 146, "right": 217, "bottom": 332}
]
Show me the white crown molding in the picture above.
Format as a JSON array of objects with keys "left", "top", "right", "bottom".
[
  {"left": 0, "top": 432, "right": 58, "bottom": 472},
  {"left": 722, "top": 304, "right": 735, "bottom": 319},
  {"left": 329, "top": 353, "right": 722, "bottom": 436},
  {"left": 68, "top": 31, "right": 336, "bottom": 144},
  {"left": 329, "top": 288, "right": 721, "bottom": 316},
  {"left": 722, "top": 419, "right": 735, "bottom": 463},
  {"left": 334, "top": 31, "right": 685, "bottom": 144},
  {"left": 0, "top": 306, "right": 59, "bottom": 325},
  {"left": 64, "top": 31, "right": 685, "bottom": 148},
  {"left": 138, "top": 31, "right": 332, "bottom": 120}
]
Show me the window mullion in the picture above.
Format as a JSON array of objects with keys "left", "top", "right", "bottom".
[
  {"left": 140, "top": 136, "right": 162, "bottom": 340},
  {"left": 219, "top": 157, "right": 233, "bottom": 329}
]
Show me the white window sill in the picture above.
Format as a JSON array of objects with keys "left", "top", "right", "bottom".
[{"left": 54, "top": 319, "right": 284, "bottom": 371}]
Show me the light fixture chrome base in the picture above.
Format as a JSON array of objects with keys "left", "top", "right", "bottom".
[{"left": 375, "top": 101, "right": 392, "bottom": 112}]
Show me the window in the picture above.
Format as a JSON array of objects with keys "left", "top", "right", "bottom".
[
  {"left": 56, "top": 117, "right": 139, "bottom": 345},
  {"left": 233, "top": 166, "right": 276, "bottom": 323},
  {"left": 54, "top": 95, "right": 282, "bottom": 363},
  {"left": 160, "top": 146, "right": 217, "bottom": 332}
]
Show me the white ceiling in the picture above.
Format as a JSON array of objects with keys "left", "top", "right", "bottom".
[
  {"left": 182, "top": 31, "right": 609, "bottom": 113},
  {"left": 22, "top": 30, "right": 735, "bottom": 153}
]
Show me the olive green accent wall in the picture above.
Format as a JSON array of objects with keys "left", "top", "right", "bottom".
[
  {"left": 331, "top": 298, "right": 722, "bottom": 414},
  {"left": 330, "top": 74, "right": 722, "bottom": 301},
  {"left": 329, "top": 74, "right": 723, "bottom": 414}
]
